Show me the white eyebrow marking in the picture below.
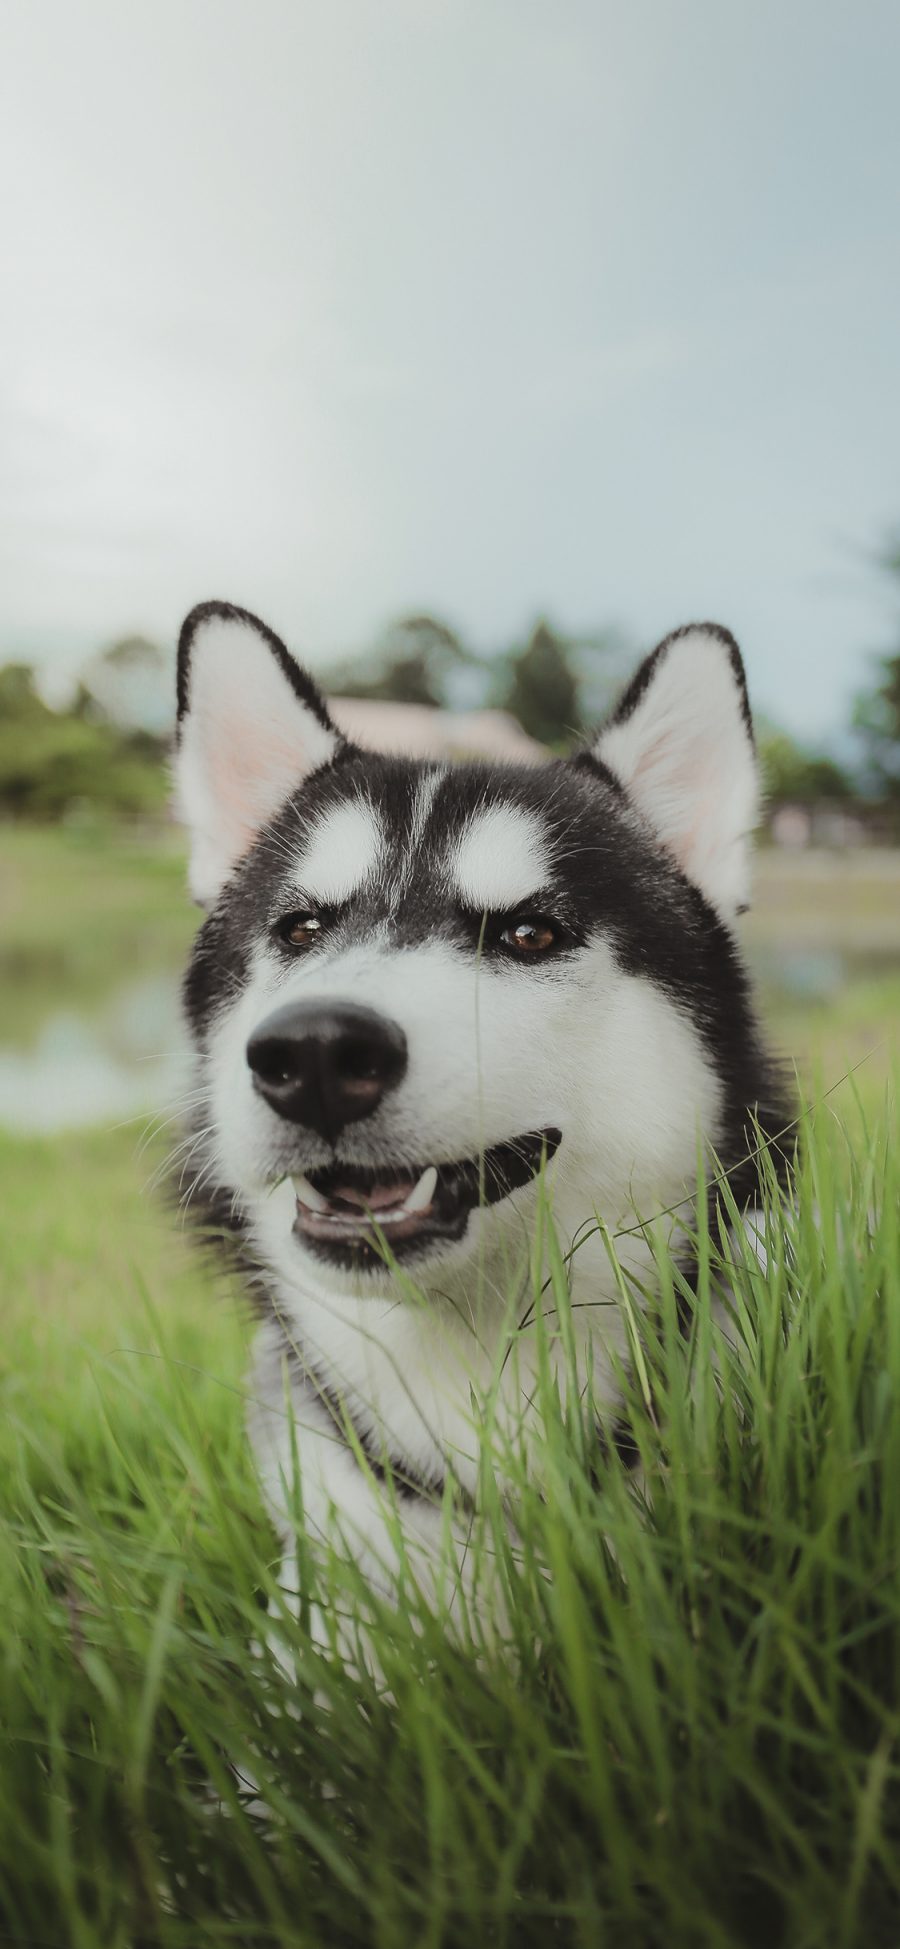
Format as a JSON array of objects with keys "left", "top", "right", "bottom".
[
  {"left": 451, "top": 803, "right": 551, "bottom": 910},
  {"left": 295, "top": 798, "right": 382, "bottom": 903}
]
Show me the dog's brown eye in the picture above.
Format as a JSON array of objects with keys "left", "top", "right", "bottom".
[
  {"left": 500, "top": 919, "right": 558, "bottom": 957},
  {"left": 279, "top": 913, "right": 323, "bottom": 951}
]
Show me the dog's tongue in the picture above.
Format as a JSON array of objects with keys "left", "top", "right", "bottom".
[{"left": 330, "top": 1178, "right": 415, "bottom": 1213}]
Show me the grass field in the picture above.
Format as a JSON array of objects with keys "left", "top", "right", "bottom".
[{"left": 1, "top": 823, "right": 899, "bottom": 1946}]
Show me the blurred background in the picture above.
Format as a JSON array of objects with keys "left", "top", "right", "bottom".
[{"left": 1, "top": 2, "right": 898, "bottom": 1305}]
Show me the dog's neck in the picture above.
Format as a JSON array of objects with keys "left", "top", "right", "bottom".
[{"left": 250, "top": 1210, "right": 681, "bottom": 1499}]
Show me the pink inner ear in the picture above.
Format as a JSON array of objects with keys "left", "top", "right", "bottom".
[
  {"left": 629, "top": 730, "right": 671, "bottom": 788},
  {"left": 203, "top": 702, "right": 312, "bottom": 859},
  {"left": 596, "top": 630, "right": 757, "bottom": 915},
  {"left": 177, "top": 610, "right": 342, "bottom": 903},
  {"left": 630, "top": 730, "right": 727, "bottom": 873},
  {"left": 674, "top": 784, "right": 722, "bottom": 876}
]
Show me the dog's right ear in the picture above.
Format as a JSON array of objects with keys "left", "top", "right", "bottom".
[{"left": 174, "top": 601, "right": 344, "bottom": 907}]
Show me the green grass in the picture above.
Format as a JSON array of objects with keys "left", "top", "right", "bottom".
[
  {"left": 0, "top": 1124, "right": 245, "bottom": 1399},
  {"left": 2, "top": 822, "right": 900, "bottom": 1944},
  {"left": 2, "top": 1100, "right": 900, "bottom": 1947}
]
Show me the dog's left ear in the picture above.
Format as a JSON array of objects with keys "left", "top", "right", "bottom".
[
  {"left": 175, "top": 601, "right": 345, "bottom": 906},
  {"left": 591, "top": 623, "right": 759, "bottom": 919}
]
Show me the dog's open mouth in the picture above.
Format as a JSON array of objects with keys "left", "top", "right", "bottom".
[{"left": 291, "top": 1127, "right": 562, "bottom": 1265}]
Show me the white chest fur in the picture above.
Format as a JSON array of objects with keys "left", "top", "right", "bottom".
[{"left": 244, "top": 1216, "right": 667, "bottom": 1652}]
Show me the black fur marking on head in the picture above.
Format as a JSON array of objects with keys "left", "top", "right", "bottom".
[
  {"left": 607, "top": 621, "right": 755, "bottom": 746},
  {"left": 175, "top": 599, "right": 341, "bottom": 741},
  {"left": 181, "top": 900, "right": 252, "bottom": 1039},
  {"left": 567, "top": 748, "right": 628, "bottom": 795},
  {"left": 180, "top": 739, "right": 789, "bottom": 1195},
  {"left": 173, "top": 619, "right": 791, "bottom": 1542}
]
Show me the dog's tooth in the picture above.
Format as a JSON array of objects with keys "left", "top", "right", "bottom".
[
  {"left": 291, "top": 1173, "right": 329, "bottom": 1213},
  {"left": 402, "top": 1165, "right": 437, "bottom": 1215}
]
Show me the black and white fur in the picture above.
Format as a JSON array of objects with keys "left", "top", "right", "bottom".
[{"left": 174, "top": 601, "right": 784, "bottom": 1650}]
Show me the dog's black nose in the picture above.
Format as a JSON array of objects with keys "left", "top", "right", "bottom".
[{"left": 246, "top": 1001, "right": 408, "bottom": 1141}]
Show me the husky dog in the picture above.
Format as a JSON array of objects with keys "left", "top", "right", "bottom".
[{"left": 174, "top": 601, "right": 783, "bottom": 1648}]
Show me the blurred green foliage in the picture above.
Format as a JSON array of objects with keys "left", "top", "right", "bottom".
[
  {"left": 497, "top": 618, "right": 582, "bottom": 742},
  {"left": 758, "top": 726, "right": 854, "bottom": 804},
  {"left": 330, "top": 611, "right": 623, "bottom": 747},
  {"left": 329, "top": 614, "right": 472, "bottom": 709},
  {"left": 854, "top": 651, "right": 900, "bottom": 805},
  {"left": 844, "top": 536, "right": 900, "bottom": 827},
  {"left": 0, "top": 662, "right": 168, "bottom": 821},
  {"left": 3, "top": 552, "right": 900, "bottom": 820}
]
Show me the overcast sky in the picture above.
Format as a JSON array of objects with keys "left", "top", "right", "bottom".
[{"left": 1, "top": 0, "right": 898, "bottom": 737}]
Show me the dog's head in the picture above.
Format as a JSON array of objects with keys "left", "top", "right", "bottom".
[{"left": 175, "top": 602, "right": 765, "bottom": 1300}]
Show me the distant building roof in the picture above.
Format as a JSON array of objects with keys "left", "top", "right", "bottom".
[{"left": 327, "top": 697, "right": 547, "bottom": 763}]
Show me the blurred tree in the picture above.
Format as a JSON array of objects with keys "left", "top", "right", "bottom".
[
  {"left": 78, "top": 634, "right": 172, "bottom": 737},
  {"left": 847, "top": 535, "right": 900, "bottom": 821},
  {"left": 853, "top": 653, "right": 900, "bottom": 805},
  {"left": 494, "top": 619, "right": 627, "bottom": 746},
  {"left": 760, "top": 727, "right": 854, "bottom": 804},
  {"left": 496, "top": 619, "right": 580, "bottom": 746},
  {"left": 329, "top": 610, "right": 625, "bottom": 745},
  {"left": 0, "top": 663, "right": 39, "bottom": 718},
  {"left": 0, "top": 663, "right": 168, "bottom": 820},
  {"left": 329, "top": 614, "right": 472, "bottom": 708}
]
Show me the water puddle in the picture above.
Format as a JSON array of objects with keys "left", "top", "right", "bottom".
[
  {"left": 0, "top": 973, "right": 188, "bottom": 1134},
  {"left": 752, "top": 944, "right": 899, "bottom": 1004}
]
